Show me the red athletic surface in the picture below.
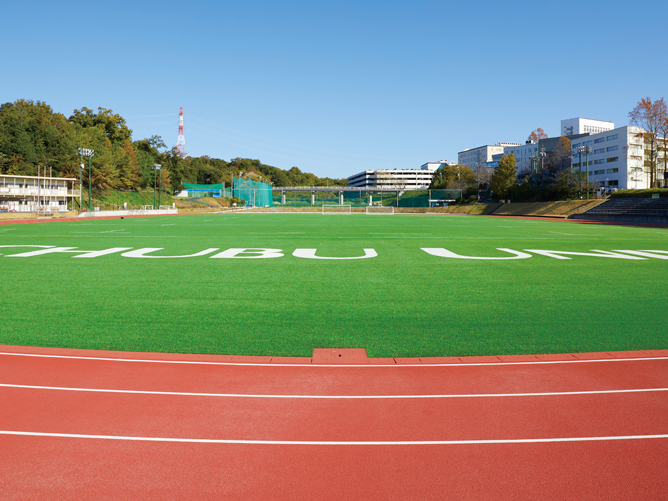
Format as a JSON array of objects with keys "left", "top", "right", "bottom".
[{"left": 1, "top": 346, "right": 667, "bottom": 500}]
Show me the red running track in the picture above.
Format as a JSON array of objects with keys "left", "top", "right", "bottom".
[{"left": 1, "top": 346, "right": 668, "bottom": 500}]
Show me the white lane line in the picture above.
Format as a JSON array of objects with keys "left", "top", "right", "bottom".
[
  {"left": 1, "top": 430, "right": 667, "bottom": 445},
  {"left": 0, "top": 352, "right": 667, "bottom": 367},
  {"left": 2, "top": 383, "right": 667, "bottom": 399}
]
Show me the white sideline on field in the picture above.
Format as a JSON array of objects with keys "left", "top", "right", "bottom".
[
  {"left": 2, "top": 383, "right": 667, "bottom": 399},
  {"left": 1, "top": 429, "right": 667, "bottom": 445}
]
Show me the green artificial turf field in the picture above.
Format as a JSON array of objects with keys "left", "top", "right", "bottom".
[{"left": 0, "top": 213, "right": 666, "bottom": 357}]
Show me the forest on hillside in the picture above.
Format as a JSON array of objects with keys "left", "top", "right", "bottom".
[{"left": 0, "top": 100, "right": 347, "bottom": 193}]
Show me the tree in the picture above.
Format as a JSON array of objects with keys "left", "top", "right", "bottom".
[
  {"left": 490, "top": 154, "right": 517, "bottom": 199},
  {"left": 429, "top": 164, "right": 475, "bottom": 191},
  {"left": 528, "top": 128, "right": 548, "bottom": 141},
  {"left": 629, "top": 97, "right": 667, "bottom": 187},
  {"left": 69, "top": 107, "right": 133, "bottom": 146},
  {"left": 554, "top": 168, "right": 580, "bottom": 199},
  {"left": 114, "top": 139, "right": 141, "bottom": 189},
  {"left": 0, "top": 100, "right": 78, "bottom": 175},
  {"left": 540, "top": 137, "right": 572, "bottom": 185},
  {"left": 658, "top": 108, "right": 668, "bottom": 186}
]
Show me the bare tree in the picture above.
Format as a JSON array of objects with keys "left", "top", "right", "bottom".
[
  {"left": 658, "top": 111, "right": 668, "bottom": 187},
  {"left": 629, "top": 97, "right": 667, "bottom": 187}
]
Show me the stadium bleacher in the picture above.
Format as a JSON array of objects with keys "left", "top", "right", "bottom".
[{"left": 572, "top": 197, "right": 668, "bottom": 224}]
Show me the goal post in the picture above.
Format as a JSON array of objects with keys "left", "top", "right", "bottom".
[
  {"left": 366, "top": 206, "right": 394, "bottom": 215},
  {"left": 322, "top": 204, "right": 352, "bottom": 215}
]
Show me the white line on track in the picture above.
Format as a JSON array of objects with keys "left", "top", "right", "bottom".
[
  {"left": 2, "top": 383, "right": 667, "bottom": 399},
  {"left": 1, "top": 352, "right": 666, "bottom": 367},
  {"left": 1, "top": 430, "right": 667, "bottom": 445}
]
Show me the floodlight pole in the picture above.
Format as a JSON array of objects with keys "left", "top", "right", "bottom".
[
  {"left": 77, "top": 148, "right": 94, "bottom": 210},
  {"left": 576, "top": 148, "right": 583, "bottom": 196},
  {"left": 78, "top": 150, "right": 84, "bottom": 210},
  {"left": 154, "top": 164, "right": 162, "bottom": 208},
  {"left": 578, "top": 145, "right": 590, "bottom": 200},
  {"left": 584, "top": 145, "right": 590, "bottom": 200}
]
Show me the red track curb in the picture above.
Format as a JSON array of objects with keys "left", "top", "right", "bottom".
[
  {"left": 1, "top": 344, "right": 666, "bottom": 365},
  {"left": 0, "top": 211, "right": 216, "bottom": 225}
]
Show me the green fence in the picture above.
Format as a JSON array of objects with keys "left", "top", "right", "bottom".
[
  {"left": 183, "top": 183, "right": 225, "bottom": 198},
  {"left": 233, "top": 177, "right": 272, "bottom": 207},
  {"left": 271, "top": 189, "right": 444, "bottom": 208}
]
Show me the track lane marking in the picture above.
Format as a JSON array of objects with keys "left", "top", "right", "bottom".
[
  {"left": 2, "top": 383, "right": 667, "bottom": 399},
  {"left": 1, "top": 352, "right": 666, "bottom": 367},
  {"left": 1, "top": 430, "right": 667, "bottom": 445}
]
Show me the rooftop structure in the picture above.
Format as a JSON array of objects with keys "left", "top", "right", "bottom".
[{"left": 561, "top": 118, "right": 614, "bottom": 136}]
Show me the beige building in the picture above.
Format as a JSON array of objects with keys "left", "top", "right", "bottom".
[{"left": 0, "top": 174, "right": 79, "bottom": 212}]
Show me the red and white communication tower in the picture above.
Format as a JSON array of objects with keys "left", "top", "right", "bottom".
[{"left": 176, "top": 107, "right": 186, "bottom": 158}]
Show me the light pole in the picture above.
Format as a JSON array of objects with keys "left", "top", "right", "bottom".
[
  {"left": 153, "top": 164, "right": 161, "bottom": 209},
  {"left": 578, "top": 145, "right": 591, "bottom": 200},
  {"left": 77, "top": 148, "right": 94, "bottom": 210},
  {"left": 530, "top": 152, "right": 539, "bottom": 188},
  {"left": 573, "top": 148, "right": 583, "bottom": 197},
  {"left": 79, "top": 162, "right": 84, "bottom": 210}
]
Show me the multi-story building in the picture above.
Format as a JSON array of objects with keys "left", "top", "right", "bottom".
[
  {"left": 458, "top": 143, "right": 521, "bottom": 170},
  {"left": 347, "top": 162, "right": 445, "bottom": 189},
  {"left": 492, "top": 134, "right": 590, "bottom": 173},
  {"left": 569, "top": 125, "right": 663, "bottom": 189},
  {"left": 0, "top": 174, "right": 79, "bottom": 212},
  {"left": 561, "top": 118, "right": 614, "bottom": 136}
]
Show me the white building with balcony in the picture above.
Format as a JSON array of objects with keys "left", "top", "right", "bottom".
[{"left": 0, "top": 174, "right": 79, "bottom": 212}]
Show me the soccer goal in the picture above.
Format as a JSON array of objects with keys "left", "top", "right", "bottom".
[
  {"left": 322, "top": 204, "right": 352, "bottom": 215},
  {"left": 366, "top": 206, "right": 394, "bottom": 215}
]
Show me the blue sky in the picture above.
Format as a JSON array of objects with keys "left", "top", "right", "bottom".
[{"left": 2, "top": 0, "right": 667, "bottom": 178}]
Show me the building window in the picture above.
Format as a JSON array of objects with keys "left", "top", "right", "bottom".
[
  {"left": 583, "top": 141, "right": 593, "bottom": 146},
  {"left": 573, "top": 163, "right": 580, "bottom": 168},
  {"left": 607, "top": 157, "right": 618, "bottom": 163},
  {"left": 572, "top": 143, "right": 581, "bottom": 149},
  {"left": 594, "top": 148, "right": 605, "bottom": 154},
  {"left": 594, "top": 159, "right": 605, "bottom": 165},
  {"left": 595, "top": 138, "right": 605, "bottom": 144},
  {"left": 594, "top": 169, "right": 605, "bottom": 175},
  {"left": 607, "top": 134, "right": 618, "bottom": 141},
  {"left": 608, "top": 180, "right": 619, "bottom": 186},
  {"left": 607, "top": 145, "right": 618, "bottom": 152},
  {"left": 607, "top": 168, "right": 619, "bottom": 174}
]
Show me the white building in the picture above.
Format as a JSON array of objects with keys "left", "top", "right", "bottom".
[
  {"left": 458, "top": 143, "right": 521, "bottom": 170},
  {"left": 561, "top": 118, "right": 614, "bottom": 136},
  {"left": 570, "top": 125, "right": 655, "bottom": 189},
  {"left": 0, "top": 174, "right": 79, "bottom": 212},
  {"left": 347, "top": 162, "right": 443, "bottom": 189},
  {"left": 496, "top": 141, "right": 540, "bottom": 171}
]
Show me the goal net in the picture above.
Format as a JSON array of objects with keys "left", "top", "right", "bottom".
[
  {"left": 366, "top": 206, "right": 394, "bottom": 215},
  {"left": 322, "top": 204, "right": 352, "bottom": 215}
]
